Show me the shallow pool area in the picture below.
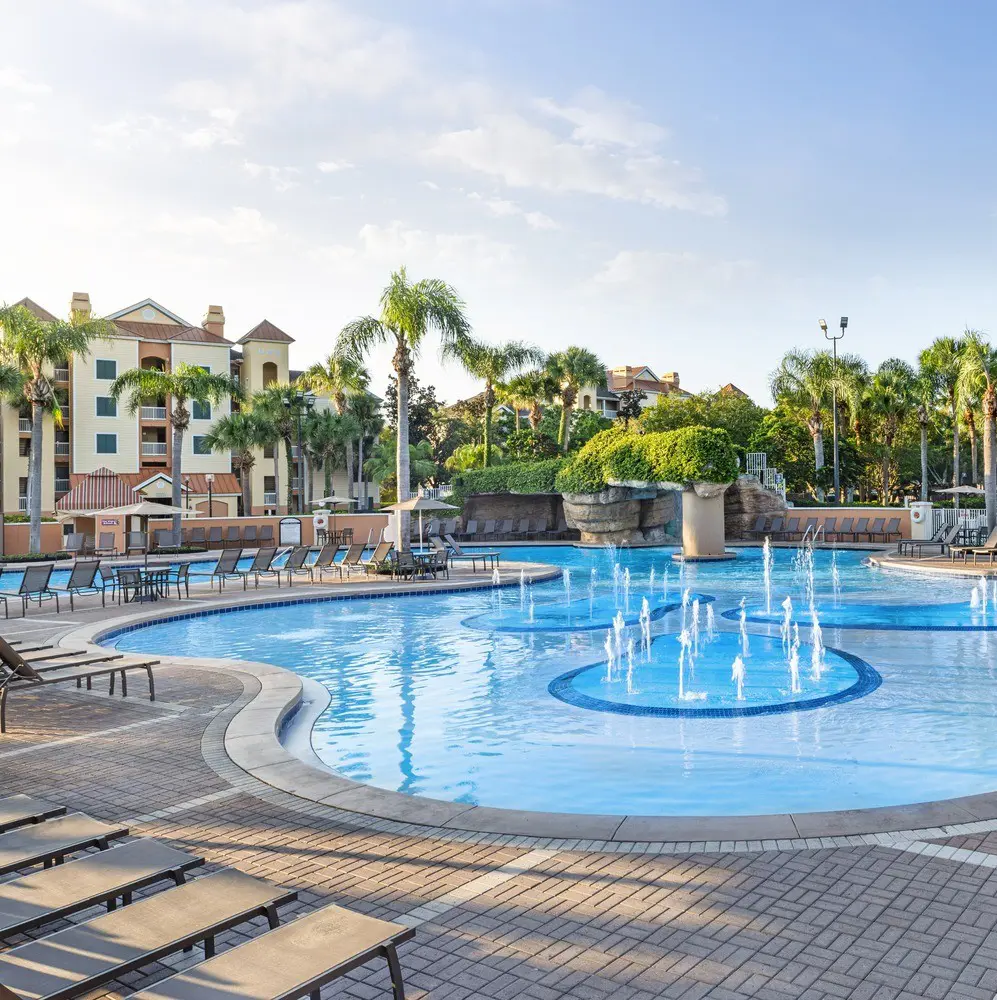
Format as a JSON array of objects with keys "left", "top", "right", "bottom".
[{"left": 105, "top": 543, "right": 997, "bottom": 816}]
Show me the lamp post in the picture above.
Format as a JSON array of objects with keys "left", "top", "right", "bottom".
[
  {"left": 183, "top": 475, "right": 190, "bottom": 511},
  {"left": 205, "top": 473, "right": 214, "bottom": 517},
  {"left": 282, "top": 390, "right": 315, "bottom": 514},
  {"left": 819, "top": 316, "right": 847, "bottom": 504}
]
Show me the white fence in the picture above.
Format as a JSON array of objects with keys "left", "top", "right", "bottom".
[
  {"left": 419, "top": 484, "right": 454, "bottom": 500},
  {"left": 931, "top": 506, "right": 987, "bottom": 534},
  {"left": 745, "top": 453, "right": 786, "bottom": 501}
]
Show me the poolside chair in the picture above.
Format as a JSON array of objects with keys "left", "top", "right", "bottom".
[
  {"left": 849, "top": 517, "right": 870, "bottom": 542},
  {"left": 459, "top": 519, "right": 478, "bottom": 541},
  {"left": 0, "top": 565, "right": 60, "bottom": 619},
  {"left": 280, "top": 546, "right": 313, "bottom": 586},
  {"left": 207, "top": 526, "right": 223, "bottom": 549},
  {"left": 798, "top": 517, "right": 818, "bottom": 541},
  {"left": 210, "top": 548, "right": 246, "bottom": 590},
  {"left": 247, "top": 546, "right": 280, "bottom": 588},
  {"left": 223, "top": 526, "right": 241, "bottom": 549},
  {"left": 0, "top": 794, "right": 67, "bottom": 834},
  {"left": 906, "top": 522, "right": 961, "bottom": 558},
  {"left": 187, "top": 526, "right": 206, "bottom": 548},
  {"left": 162, "top": 562, "right": 191, "bottom": 600},
  {"left": 391, "top": 550, "right": 422, "bottom": 581},
  {"left": 64, "top": 533, "right": 86, "bottom": 559},
  {"left": 872, "top": 517, "right": 901, "bottom": 543},
  {"left": 98, "top": 565, "right": 120, "bottom": 603},
  {"left": 242, "top": 524, "right": 258, "bottom": 547},
  {"left": 362, "top": 541, "right": 394, "bottom": 577},
  {"left": 259, "top": 524, "right": 275, "bottom": 545},
  {"left": 818, "top": 517, "right": 836, "bottom": 542},
  {"left": 862, "top": 517, "right": 885, "bottom": 542},
  {"left": 778, "top": 517, "right": 801, "bottom": 541},
  {"left": 495, "top": 519, "right": 514, "bottom": 540},
  {"left": 311, "top": 543, "right": 341, "bottom": 582},
  {"left": 443, "top": 533, "right": 500, "bottom": 571},
  {"left": 532, "top": 516, "right": 548, "bottom": 539},
  {"left": 553, "top": 515, "right": 571, "bottom": 539},
  {"left": 341, "top": 527, "right": 354, "bottom": 545},
  {"left": 765, "top": 516, "right": 784, "bottom": 540},
  {"left": 827, "top": 516, "right": 852, "bottom": 542},
  {"left": 426, "top": 548, "right": 449, "bottom": 580},
  {"left": 746, "top": 515, "right": 769, "bottom": 540},
  {"left": 125, "top": 531, "right": 148, "bottom": 557},
  {"left": 0, "top": 635, "right": 159, "bottom": 732},
  {"left": 0, "top": 811, "right": 129, "bottom": 870},
  {"left": 50, "top": 559, "right": 104, "bottom": 610},
  {"left": 898, "top": 522, "right": 946, "bottom": 556},
  {"left": 94, "top": 532, "right": 117, "bottom": 557},
  {"left": 950, "top": 525, "right": 997, "bottom": 564},
  {"left": 337, "top": 542, "right": 366, "bottom": 578},
  {"left": 152, "top": 529, "right": 181, "bottom": 553}
]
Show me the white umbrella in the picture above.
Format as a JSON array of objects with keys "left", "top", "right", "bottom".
[
  {"left": 97, "top": 501, "right": 192, "bottom": 566},
  {"left": 383, "top": 496, "right": 459, "bottom": 553},
  {"left": 311, "top": 495, "right": 357, "bottom": 537},
  {"left": 934, "top": 486, "right": 985, "bottom": 496}
]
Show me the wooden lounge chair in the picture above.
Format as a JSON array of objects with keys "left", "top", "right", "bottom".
[
  {"left": 0, "top": 564, "right": 60, "bottom": 619},
  {"left": 0, "top": 635, "right": 158, "bottom": 732},
  {"left": 951, "top": 525, "right": 997, "bottom": 564},
  {"left": 362, "top": 541, "right": 395, "bottom": 577},
  {"left": 94, "top": 532, "right": 117, "bottom": 557},
  {"left": 0, "top": 870, "right": 296, "bottom": 1000},
  {"left": 337, "top": 542, "right": 366, "bottom": 578},
  {"left": 0, "top": 812, "right": 129, "bottom": 876},
  {"left": 0, "top": 837, "right": 203, "bottom": 939},
  {"left": 125, "top": 531, "right": 148, "bottom": 556},
  {"left": 0, "top": 794, "right": 66, "bottom": 835},
  {"left": 443, "top": 533, "right": 500, "bottom": 571},
  {"left": 312, "top": 543, "right": 342, "bottom": 582},
  {"left": 50, "top": 560, "right": 104, "bottom": 610},
  {"left": 210, "top": 548, "right": 245, "bottom": 590},
  {"left": 128, "top": 902, "right": 415, "bottom": 1000},
  {"left": 281, "top": 546, "right": 313, "bottom": 586}
]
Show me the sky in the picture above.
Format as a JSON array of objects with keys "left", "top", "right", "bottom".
[{"left": 1, "top": 0, "right": 996, "bottom": 405}]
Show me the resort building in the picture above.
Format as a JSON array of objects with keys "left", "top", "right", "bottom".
[
  {"left": 9, "top": 293, "right": 370, "bottom": 519},
  {"left": 579, "top": 365, "right": 693, "bottom": 419}
]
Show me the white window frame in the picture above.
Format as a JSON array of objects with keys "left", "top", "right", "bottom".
[
  {"left": 191, "top": 435, "right": 211, "bottom": 456},
  {"left": 94, "top": 396, "right": 118, "bottom": 418},
  {"left": 95, "top": 432, "right": 118, "bottom": 455},
  {"left": 191, "top": 400, "right": 211, "bottom": 421},
  {"left": 94, "top": 359, "right": 117, "bottom": 380}
]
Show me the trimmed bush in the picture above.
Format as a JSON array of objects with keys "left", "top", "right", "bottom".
[{"left": 451, "top": 457, "right": 568, "bottom": 504}]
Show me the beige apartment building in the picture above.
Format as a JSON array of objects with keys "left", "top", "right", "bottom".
[{"left": 9, "top": 293, "right": 369, "bottom": 519}]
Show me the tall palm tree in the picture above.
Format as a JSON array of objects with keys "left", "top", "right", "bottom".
[
  {"left": 364, "top": 436, "right": 436, "bottom": 492},
  {"left": 251, "top": 384, "right": 298, "bottom": 514},
  {"left": 504, "top": 368, "right": 557, "bottom": 429},
  {"left": 0, "top": 363, "right": 24, "bottom": 556},
  {"left": 920, "top": 336, "right": 964, "bottom": 506},
  {"left": 912, "top": 365, "right": 940, "bottom": 501},
  {"left": 111, "top": 362, "right": 241, "bottom": 530},
  {"left": 0, "top": 302, "right": 113, "bottom": 552},
  {"left": 297, "top": 354, "right": 369, "bottom": 498},
  {"left": 958, "top": 330, "right": 997, "bottom": 529},
  {"left": 546, "top": 347, "right": 606, "bottom": 451},
  {"left": 349, "top": 393, "right": 384, "bottom": 508},
  {"left": 202, "top": 409, "right": 271, "bottom": 515},
  {"left": 868, "top": 358, "right": 915, "bottom": 502},
  {"left": 453, "top": 339, "right": 544, "bottom": 465},
  {"left": 304, "top": 409, "right": 353, "bottom": 501},
  {"left": 336, "top": 268, "right": 471, "bottom": 550},
  {"left": 962, "top": 386, "right": 981, "bottom": 485}
]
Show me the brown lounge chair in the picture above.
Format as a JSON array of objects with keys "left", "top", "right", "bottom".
[
  {"left": 0, "top": 811, "right": 129, "bottom": 876},
  {"left": 0, "top": 635, "right": 158, "bottom": 733},
  {"left": 0, "top": 794, "right": 66, "bottom": 834},
  {"left": 905, "top": 522, "right": 961, "bottom": 558},
  {"left": 950, "top": 525, "right": 997, "bottom": 564},
  {"left": 444, "top": 533, "right": 500, "bottom": 571},
  {"left": 128, "top": 902, "right": 415, "bottom": 1000},
  {"left": 362, "top": 541, "right": 395, "bottom": 577}
]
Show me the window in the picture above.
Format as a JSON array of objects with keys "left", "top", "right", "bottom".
[
  {"left": 192, "top": 400, "right": 211, "bottom": 420},
  {"left": 192, "top": 436, "right": 211, "bottom": 456},
  {"left": 95, "top": 433, "right": 117, "bottom": 455},
  {"left": 95, "top": 359, "right": 116, "bottom": 380},
  {"left": 95, "top": 396, "right": 117, "bottom": 417},
  {"left": 263, "top": 445, "right": 274, "bottom": 459},
  {"left": 18, "top": 438, "right": 30, "bottom": 457}
]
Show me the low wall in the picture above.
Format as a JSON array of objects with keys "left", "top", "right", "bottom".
[
  {"left": 791, "top": 506, "right": 912, "bottom": 539},
  {"left": 1, "top": 522, "right": 65, "bottom": 556},
  {"left": 462, "top": 493, "right": 565, "bottom": 530}
]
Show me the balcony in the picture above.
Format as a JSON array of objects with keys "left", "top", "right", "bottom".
[
  {"left": 141, "top": 442, "right": 168, "bottom": 456},
  {"left": 53, "top": 367, "right": 69, "bottom": 382},
  {"left": 141, "top": 406, "right": 167, "bottom": 420},
  {"left": 54, "top": 441, "right": 69, "bottom": 456},
  {"left": 18, "top": 418, "right": 30, "bottom": 433},
  {"left": 55, "top": 480, "right": 70, "bottom": 496},
  {"left": 17, "top": 497, "right": 27, "bottom": 512},
  {"left": 263, "top": 492, "right": 278, "bottom": 506}
]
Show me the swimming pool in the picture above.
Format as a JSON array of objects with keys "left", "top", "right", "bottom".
[{"left": 106, "top": 544, "right": 997, "bottom": 816}]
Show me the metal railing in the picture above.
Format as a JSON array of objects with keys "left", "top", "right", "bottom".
[
  {"left": 262, "top": 492, "right": 278, "bottom": 506},
  {"left": 141, "top": 442, "right": 168, "bottom": 456},
  {"left": 55, "top": 481, "right": 70, "bottom": 495},
  {"left": 17, "top": 418, "right": 30, "bottom": 433},
  {"left": 140, "top": 406, "right": 167, "bottom": 420},
  {"left": 54, "top": 441, "right": 69, "bottom": 456},
  {"left": 931, "top": 507, "right": 986, "bottom": 534},
  {"left": 418, "top": 484, "right": 454, "bottom": 500},
  {"left": 53, "top": 367, "right": 69, "bottom": 382}
]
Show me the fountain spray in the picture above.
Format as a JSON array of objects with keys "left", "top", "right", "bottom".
[
  {"left": 612, "top": 563, "right": 621, "bottom": 606},
  {"left": 691, "top": 599, "right": 701, "bottom": 655},
  {"left": 980, "top": 577, "right": 989, "bottom": 614},
  {"left": 648, "top": 567, "right": 655, "bottom": 597},
  {"left": 831, "top": 550, "right": 841, "bottom": 605},
  {"left": 789, "top": 623, "right": 802, "bottom": 693},
  {"left": 677, "top": 628, "right": 691, "bottom": 700},
  {"left": 604, "top": 630, "right": 615, "bottom": 680},
  {"left": 682, "top": 587, "right": 691, "bottom": 630},
  {"left": 663, "top": 568, "right": 669, "bottom": 601},
  {"left": 623, "top": 567, "right": 631, "bottom": 613},
  {"left": 626, "top": 638, "right": 636, "bottom": 694},
  {"left": 810, "top": 607, "right": 825, "bottom": 680},
  {"left": 739, "top": 597, "right": 750, "bottom": 656},
  {"left": 613, "top": 610, "right": 626, "bottom": 662},
  {"left": 562, "top": 567, "right": 571, "bottom": 606},
  {"left": 639, "top": 597, "right": 652, "bottom": 657},
  {"left": 780, "top": 596, "right": 793, "bottom": 653},
  {"left": 763, "top": 536, "right": 773, "bottom": 614},
  {"left": 519, "top": 569, "right": 526, "bottom": 611},
  {"left": 491, "top": 567, "right": 501, "bottom": 586},
  {"left": 589, "top": 567, "right": 597, "bottom": 617},
  {"left": 706, "top": 604, "right": 717, "bottom": 642},
  {"left": 731, "top": 655, "right": 746, "bottom": 701}
]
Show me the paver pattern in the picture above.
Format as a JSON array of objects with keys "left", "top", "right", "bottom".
[{"left": 1, "top": 585, "right": 996, "bottom": 999}]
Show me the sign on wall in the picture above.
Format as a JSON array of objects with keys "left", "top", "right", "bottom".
[{"left": 279, "top": 517, "right": 302, "bottom": 545}]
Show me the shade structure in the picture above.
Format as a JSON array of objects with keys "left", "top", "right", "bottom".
[
  {"left": 383, "top": 497, "right": 459, "bottom": 552},
  {"left": 55, "top": 467, "right": 137, "bottom": 513},
  {"left": 96, "top": 501, "right": 192, "bottom": 566},
  {"left": 934, "top": 486, "right": 985, "bottom": 496}
]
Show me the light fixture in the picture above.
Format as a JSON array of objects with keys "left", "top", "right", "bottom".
[
  {"left": 818, "top": 318, "right": 828, "bottom": 333},
  {"left": 840, "top": 316, "right": 848, "bottom": 331}
]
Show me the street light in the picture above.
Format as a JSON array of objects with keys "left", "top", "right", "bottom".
[
  {"left": 282, "top": 390, "right": 315, "bottom": 514},
  {"left": 183, "top": 475, "right": 190, "bottom": 511},
  {"left": 819, "top": 316, "right": 847, "bottom": 504},
  {"left": 205, "top": 473, "right": 214, "bottom": 517}
]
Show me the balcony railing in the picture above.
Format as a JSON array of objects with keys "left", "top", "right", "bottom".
[
  {"left": 262, "top": 492, "right": 278, "bottom": 506},
  {"left": 53, "top": 367, "right": 69, "bottom": 382},
  {"left": 17, "top": 497, "right": 27, "bottom": 512},
  {"left": 18, "top": 418, "right": 30, "bottom": 433},
  {"left": 54, "top": 441, "right": 69, "bottom": 456},
  {"left": 55, "top": 480, "right": 70, "bottom": 496},
  {"left": 141, "top": 442, "right": 168, "bottom": 456},
  {"left": 140, "top": 406, "right": 167, "bottom": 420}
]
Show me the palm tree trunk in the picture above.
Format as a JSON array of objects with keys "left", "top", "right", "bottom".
[
  {"left": 881, "top": 451, "right": 890, "bottom": 503},
  {"left": 984, "top": 387, "right": 997, "bottom": 531},
  {"left": 171, "top": 422, "right": 183, "bottom": 531},
  {"left": 952, "top": 398, "right": 961, "bottom": 511},
  {"left": 969, "top": 414, "right": 979, "bottom": 484},
  {"left": 272, "top": 442, "right": 280, "bottom": 512},
  {"left": 359, "top": 437, "right": 367, "bottom": 508},
  {"left": 240, "top": 456, "right": 252, "bottom": 516},
  {"left": 483, "top": 389, "right": 494, "bottom": 467},
  {"left": 284, "top": 435, "right": 295, "bottom": 513},
  {"left": 324, "top": 458, "right": 332, "bottom": 500},
  {"left": 395, "top": 339, "right": 411, "bottom": 552},
  {"left": 28, "top": 401, "right": 43, "bottom": 554},
  {"left": 0, "top": 400, "right": 6, "bottom": 557},
  {"left": 345, "top": 441, "right": 355, "bottom": 499},
  {"left": 529, "top": 403, "right": 542, "bottom": 430},
  {"left": 920, "top": 423, "right": 929, "bottom": 502},
  {"left": 558, "top": 405, "right": 570, "bottom": 450}
]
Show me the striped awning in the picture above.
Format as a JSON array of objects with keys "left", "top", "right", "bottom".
[{"left": 55, "top": 467, "right": 138, "bottom": 512}]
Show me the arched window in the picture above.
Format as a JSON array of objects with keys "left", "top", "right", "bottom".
[
  {"left": 582, "top": 395, "right": 592, "bottom": 410},
  {"left": 262, "top": 362, "right": 278, "bottom": 387}
]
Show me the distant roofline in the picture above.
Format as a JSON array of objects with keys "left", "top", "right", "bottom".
[{"left": 105, "top": 297, "right": 194, "bottom": 326}]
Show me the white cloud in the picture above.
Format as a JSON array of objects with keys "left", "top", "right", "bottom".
[
  {"left": 153, "top": 206, "right": 278, "bottom": 246},
  {"left": 594, "top": 250, "right": 756, "bottom": 289},
  {"left": 244, "top": 161, "right": 300, "bottom": 192},
  {"left": 0, "top": 68, "right": 51, "bottom": 96},
  {"left": 534, "top": 86, "right": 666, "bottom": 149},
  {"left": 419, "top": 180, "right": 440, "bottom": 190},
  {"left": 430, "top": 114, "right": 725, "bottom": 215},
  {"left": 467, "top": 192, "right": 559, "bottom": 230},
  {"left": 93, "top": 110, "right": 241, "bottom": 150},
  {"left": 316, "top": 159, "right": 354, "bottom": 173}
]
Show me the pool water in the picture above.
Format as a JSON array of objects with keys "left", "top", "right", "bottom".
[{"left": 107, "top": 544, "right": 997, "bottom": 816}]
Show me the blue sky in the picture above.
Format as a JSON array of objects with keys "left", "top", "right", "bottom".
[{"left": 1, "top": 0, "right": 995, "bottom": 403}]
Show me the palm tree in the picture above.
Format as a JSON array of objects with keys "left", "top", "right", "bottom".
[
  {"left": 920, "top": 336, "right": 964, "bottom": 506},
  {"left": 504, "top": 368, "right": 557, "bottom": 429},
  {"left": 962, "top": 386, "right": 981, "bottom": 485},
  {"left": 546, "top": 347, "right": 606, "bottom": 451},
  {"left": 364, "top": 435, "right": 435, "bottom": 492},
  {"left": 0, "top": 302, "right": 113, "bottom": 552},
  {"left": 111, "top": 362, "right": 241, "bottom": 530},
  {"left": 297, "top": 354, "right": 369, "bottom": 498},
  {"left": 958, "top": 330, "right": 997, "bottom": 529},
  {"left": 868, "top": 359, "right": 915, "bottom": 502},
  {"left": 912, "top": 365, "right": 940, "bottom": 501},
  {"left": 349, "top": 393, "right": 384, "bottom": 508},
  {"left": 251, "top": 384, "right": 298, "bottom": 513},
  {"left": 0, "top": 363, "right": 23, "bottom": 556},
  {"left": 453, "top": 339, "right": 544, "bottom": 466},
  {"left": 201, "top": 409, "right": 270, "bottom": 515},
  {"left": 336, "top": 268, "right": 471, "bottom": 550},
  {"left": 304, "top": 409, "right": 353, "bottom": 501}
]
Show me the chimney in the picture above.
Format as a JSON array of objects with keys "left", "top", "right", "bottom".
[
  {"left": 662, "top": 371, "right": 679, "bottom": 387},
  {"left": 69, "top": 292, "right": 91, "bottom": 318},
  {"left": 203, "top": 304, "right": 225, "bottom": 337}
]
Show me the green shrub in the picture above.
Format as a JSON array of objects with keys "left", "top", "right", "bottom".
[{"left": 451, "top": 457, "right": 568, "bottom": 504}]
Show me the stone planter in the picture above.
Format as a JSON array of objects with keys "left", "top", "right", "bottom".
[
  {"left": 680, "top": 482, "right": 734, "bottom": 560},
  {"left": 561, "top": 485, "right": 680, "bottom": 546}
]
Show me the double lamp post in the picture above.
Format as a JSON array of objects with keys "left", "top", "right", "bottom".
[{"left": 818, "top": 316, "right": 847, "bottom": 504}]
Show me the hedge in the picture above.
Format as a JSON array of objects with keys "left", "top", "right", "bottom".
[
  {"left": 555, "top": 425, "right": 739, "bottom": 494},
  {"left": 451, "top": 457, "right": 568, "bottom": 504}
]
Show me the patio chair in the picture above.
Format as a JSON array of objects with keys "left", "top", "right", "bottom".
[
  {"left": 907, "top": 521, "right": 961, "bottom": 558},
  {"left": 51, "top": 559, "right": 104, "bottom": 610},
  {"left": 849, "top": 517, "right": 870, "bottom": 542},
  {"left": 311, "top": 543, "right": 341, "bottom": 582},
  {"left": 125, "top": 531, "right": 148, "bottom": 556},
  {"left": 459, "top": 519, "right": 478, "bottom": 541},
  {"left": 779, "top": 517, "right": 801, "bottom": 541},
  {"left": 898, "top": 522, "right": 946, "bottom": 556},
  {"left": 337, "top": 542, "right": 366, "bottom": 578},
  {"left": 126, "top": 901, "right": 414, "bottom": 1000},
  {"left": 765, "top": 516, "right": 784, "bottom": 540},
  {"left": 443, "top": 533, "right": 500, "bottom": 571},
  {"left": 950, "top": 525, "right": 997, "bottom": 564},
  {"left": 98, "top": 566, "right": 120, "bottom": 603},
  {"left": 0, "top": 794, "right": 66, "bottom": 835},
  {"left": 242, "top": 524, "right": 258, "bottom": 547},
  {"left": 259, "top": 524, "right": 275, "bottom": 544},
  {"left": 872, "top": 517, "right": 901, "bottom": 543},
  {"left": 827, "top": 516, "right": 852, "bottom": 542},
  {"left": 64, "top": 533, "right": 86, "bottom": 558},
  {"left": 210, "top": 548, "right": 246, "bottom": 590},
  {"left": 280, "top": 546, "right": 313, "bottom": 586},
  {"left": 391, "top": 550, "right": 421, "bottom": 581},
  {"left": 426, "top": 548, "right": 449, "bottom": 580},
  {"left": 223, "top": 526, "right": 241, "bottom": 549},
  {"left": 340, "top": 527, "right": 353, "bottom": 545},
  {"left": 553, "top": 516, "right": 571, "bottom": 539},
  {"left": 0, "top": 564, "right": 60, "bottom": 619},
  {"left": 0, "top": 635, "right": 159, "bottom": 732},
  {"left": 862, "top": 517, "right": 885, "bottom": 542},
  {"left": 479, "top": 520, "right": 496, "bottom": 540},
  {"left": 246, "top": 546, "right": 280, "bottom": 588},
  {"left": 0, "top": 811, "right": 129, "bottom": 873},
  {"left": 152, "top": 529, "right": 181, "bottom": 553},
  {"left": 94, "top": 532, "right": 117, "bottom": 557},
  {"left": 207, "top": 526, "right": 223, "bottom": 549},
  {"left": 362, "top": 541, "right": 395, "bottom": 577},
  {"left": 746, "top": 515, "right": 768, "bottom": 540},
  {"left": 188, "top": 526, "right": 207, "bottom": 548},
  {"left": 799, "top": 516, "right": 818, "bottom": 541},
  {"left": 162, "top": 562, "right": 191, "bottom": 599},
  {"left": 533, "top": 516, "right": 549, "bottom": 539}
]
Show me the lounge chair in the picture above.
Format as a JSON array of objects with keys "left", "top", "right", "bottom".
[
  {"left": 0, "top": 794, "right": 66, "bottom": 835},
  {"left": 64, "top": 533, "right": 93, "bottom": 559},
  {"left": 259, "top": 524, "right": 275, "bottom": 545},
  {"left": 533, "top": 516, "right": 548, "bottom": 539},
  {"left": 0, "top": 812, "right": 129, "bottom": 875},
  {"left": 152, "top": 529, "right": 182, "bottom": 553},
  {"left": 746, "top": 515, "right": 768, "bottom": 540},
  {"left": 51, "top": 559, "right": 104, "bottom": 610},
  {"left": 207, "top": 526, "right": 223, "bottom": 549},
  {"left": 0, "top": 564, "right": 60, "bottom": 619},
  {"left": 495, "top": 519, "right": 514, "bottom": 540},
  {"left": 899, "top": 522, "right": 946, "bottom": 556},
  {"left": 778, "top": 517, "right": 801, "bottom": 541},
  {"left": 126, "top": 901, "right": 415, "bottom": 1000},
  {"left": 242, "top": 524, "right": 258, "bottom": 547},
  {"left": 827, "top": 516, "right": 852, "bottom": 542},
  {"left": 125, "top": 531, "right": 147, "bottom": 556},
  {"left": 0, "top": 837, "right": 203, "bottom": 939},
  {"left": 94, "top": 532, "right": 117, "bottom": 557},
  {"left": 0, "top": 635, "right": 159, "bottom": 731},
  {"left": 443, "top": 533, "right": 500, "bottom": 571},
  {"left": 819, "top": 517, "right": 836, "bottom": 542},
  {"left": 0, "top": 870, "right": 296, "bottom": 1000},
  {"left": 337, "top": 542, "right": 366, "bottom": 578},
  {"left": 281, "top": 546, "right": 313, "bottom": 586},
  {"left": 951, "top": 525, "right": 997, "bottom": 564},
  {"left": 872, "top": 516, "right": 901, "bottom": 543},
  {"left": 210, "top": 548, "right": 246, "bottom": 590},
  {"left": 514, "top": 518, "right": 531, "bottom": 540},
  {"left": 479, "top": 520, "right": 496, "bottom": 540},
  {"left": 245, "top": 546, "right": 280, "bottom": 587},
  {"left": 862, "top": 517, "right": 885, "bottom": 542},
  {"left": 162, "top": 562, "right": 191, "bottom": 599},
  {"left": 312, "top": 543, "right": 341, "bottom": 582},
  {"left": 223, "top": 526, "right": 241, "bottom": 549},
  {"left": 765, "top": 516, "right": 784, "bottom": 540},
  {"left": 849, "top": 517, "right": 870, "bottom": 542},
  {"left": 798, "top": 516, "right": 818, "bottom": 541},
  {"left": 459, "top": 519, "right": 478, "bottom": 541},
  {"left": 906, "top": 522, "right": 961, "bottom": 558},
  {"left": 362, "top": 541, "right": 394, "bottom": 577},
  {"left": 187, "top": 526, "right": 207, "bottom": 548}
]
